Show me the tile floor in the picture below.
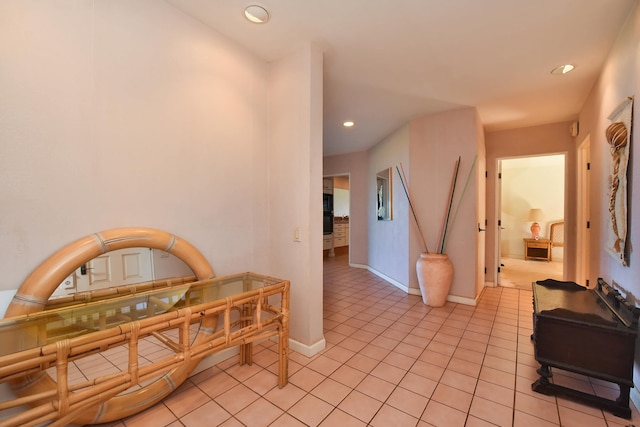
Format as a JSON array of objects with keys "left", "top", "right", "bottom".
[{"left": 92, "top": 254, "right": 640, "bottom": 426}]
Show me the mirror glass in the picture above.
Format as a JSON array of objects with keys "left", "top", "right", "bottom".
[
  {"left": 6, "top": 227, "right": 215, "bottom": 412},
  {"left": 376, "top": 168, "right": 392, "bottom": 220},
  {"left": 47, "top": 247, "right": 198, "bottom": 396},
  {"left": 51, "top": 248, "right": 194, "bottom": 299}
]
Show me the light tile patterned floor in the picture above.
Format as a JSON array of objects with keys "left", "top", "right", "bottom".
[{"left": 90, "top": 254, "right": 640, "bottom": 426}]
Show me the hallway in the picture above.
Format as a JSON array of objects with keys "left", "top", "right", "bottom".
[{"left": 95, "top": 254, "right": 639, "bottom": 426}]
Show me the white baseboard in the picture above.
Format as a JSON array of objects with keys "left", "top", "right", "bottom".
[
  {"left": 191, "top": 347, "right": 239, "bottom": 375},
  {"left": 631, "top": 387, "right": 640, "bottom": 413},
  {"left": 447, "top": 294, "right": 478, "bottom": 306},
  {"left": 353, "top": 265, "right": 417, "bottom": 297},
  {"left": 289, "top": 337, "right": 326, "bottom": 357},
  {"left": 366, "top": 265, "right": 480, "bottom": 307},
  {"left": 191, "top": 335, "right": 327, "bottom": 375},
  {"left": 367, "top": 266, "right": 410, "bottom": 293},
  {"left": 0, "top": 289, "right": 17, "bottom": 318},
  {"left": 349, "top": 262, "right": 368, "bottom": 269},
  {"left": 408, "top": 288, "right": 422, "bottom": 297}
]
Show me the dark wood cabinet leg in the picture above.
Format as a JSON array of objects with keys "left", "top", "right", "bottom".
[{"left": 532, "top": 365, "right": 553, "bottom": 393}]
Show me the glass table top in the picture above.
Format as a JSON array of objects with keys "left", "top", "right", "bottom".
[{"left": 0, "top": 272, "right": 285, "bottom": 357}]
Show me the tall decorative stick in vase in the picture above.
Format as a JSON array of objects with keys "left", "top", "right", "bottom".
[
  {"left": 438, "top": 156, "right": 461, "bottom": 254},
  {"left": 396, "top": 164, "right": 429, "bottom": 254},
  {"left": 442, "top": 155, "right": 477, "bottom": 253},
  {"left": 396, "top": 163, "right": 452, "bottom": 306},
  {"left": 397, "top": 156, "right": 475, "bottom": 307}
]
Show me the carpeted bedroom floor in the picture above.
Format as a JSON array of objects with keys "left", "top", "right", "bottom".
[{"left": 499, "top": 257, "right": 563, "bottom": 290}]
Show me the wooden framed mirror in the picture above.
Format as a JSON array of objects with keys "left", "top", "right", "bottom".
[{"left": 4, "top": 227, "right": 215, "bottom": 424}]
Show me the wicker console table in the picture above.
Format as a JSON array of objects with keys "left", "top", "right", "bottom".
[{"left": 0, "top": 272, "right": 289, "bottom": 427}]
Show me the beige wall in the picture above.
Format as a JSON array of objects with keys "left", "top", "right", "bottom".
[
  {"left": 0, "top": 1, "right": 268, "bottom": 291},
  {"left": 0, "top": 1, "right": 323, "bottom": 353},
  {"left": 576, "top": 1, "right": 640, "bottom": 406},
  {"left": 409, "top": 107, "right": 483, "bottom": 301},
  {"left": 268, "top": 44, "right": 325, "bottom": 352},
  {"left": 579, "top": 1, "right": 640, "bottom": 288},
  {"left": 368, "top": 125, "right": 411, "bottom": 287}
]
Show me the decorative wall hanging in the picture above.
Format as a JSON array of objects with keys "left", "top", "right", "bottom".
[{"left": 605, "top": 96, "right": 633, "bottom": 266}]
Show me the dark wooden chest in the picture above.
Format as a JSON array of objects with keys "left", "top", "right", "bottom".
[{"left": 531, "top": 278, "right": 640, "bottom": 418}]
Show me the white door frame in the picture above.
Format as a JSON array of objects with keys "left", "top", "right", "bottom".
[
  {"left": 576, "top": 135, "right": 591, "bottom": 286},
  {"left": 493, "top": 154, "right": 566, "bottom": 286},
  {"left": 494, "top": 159, "right": 503, "bottom": 287}
]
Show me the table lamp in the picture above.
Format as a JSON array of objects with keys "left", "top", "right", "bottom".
[{"left": 527, "top": 208, "right": 544, "bottom": 239}]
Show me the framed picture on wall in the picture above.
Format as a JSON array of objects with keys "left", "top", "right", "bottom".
[{"left": 376, "top": 168, "right": 392, "bottom": 221}]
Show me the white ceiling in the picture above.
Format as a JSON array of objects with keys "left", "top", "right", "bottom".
[{"left": 166, "top": 0, "right": 636, "bottom": 156}]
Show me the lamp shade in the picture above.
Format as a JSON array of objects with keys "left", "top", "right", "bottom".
[{"left": 527, "top": 208, "right": 544, "bottom": 222}]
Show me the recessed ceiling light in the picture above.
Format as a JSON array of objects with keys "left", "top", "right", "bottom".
[
  {"left": 551, "top": 64, "right": 575, "bottom": 75},
  {"left": 244, "top": 5, "right": 270, "bottom": 24},
  {"left": 343, "top": 121, "right": 355, "bottom": 128}
]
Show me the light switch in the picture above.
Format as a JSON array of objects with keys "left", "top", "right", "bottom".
[{"left": 294, "top": 227, "right": 301, "bottom": 242}]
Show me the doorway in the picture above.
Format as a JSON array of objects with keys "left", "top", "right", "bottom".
[
  {"left": 496, "top": 154, "right": 565, "bottom": 289},
  {"left": 323, "top": 174, "right": 351, "bottom": 261}
]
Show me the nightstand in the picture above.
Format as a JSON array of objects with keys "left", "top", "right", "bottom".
[{"left": 523, "top": 238, "right": 552, "bottom": 261}]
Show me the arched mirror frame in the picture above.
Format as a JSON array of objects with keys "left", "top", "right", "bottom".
[{"left": 5, "top": 227, "right": 215, "bottom": 424}]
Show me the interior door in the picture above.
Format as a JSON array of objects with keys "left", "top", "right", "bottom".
[
  {"left": 577, "top": 136, "right": 591, "bottom": 286},
  {"left": 76, "top": 247, "right": 153, "bottom": 292},
  {"left": 495, "top": 160, "right": 503, "bottom": 286}
]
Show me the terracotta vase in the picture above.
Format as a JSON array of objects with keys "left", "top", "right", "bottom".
[{"left": 416, "top": 252, "right": 453, "bottom": 307}]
